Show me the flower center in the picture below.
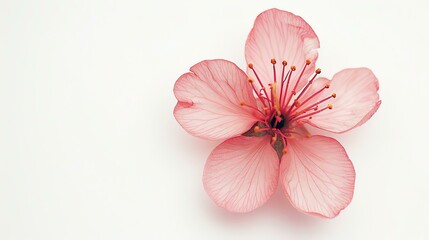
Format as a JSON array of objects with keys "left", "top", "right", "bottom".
[
  {"left": 270, "top": 114, "right": 286, "bottom": 129},
  {"left": 241, "top": 58, "right": 337, "bottom": 154}
]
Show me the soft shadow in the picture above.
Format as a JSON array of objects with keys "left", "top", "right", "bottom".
[{"left": 201, "top": 186, "right": 323, "bottom": 230}]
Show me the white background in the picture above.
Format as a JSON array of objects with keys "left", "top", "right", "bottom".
[{"left": 1, "top": 0, "right": 428, "bottom": 239}]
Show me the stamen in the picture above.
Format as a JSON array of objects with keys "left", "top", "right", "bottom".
[
  {"left": 248, "top": 63, "right": 270, "bottom": 104},
  {"left": 240, "top": 101, "right": 266, "bottom": 116},
  {"left": 269, "top": 84, "right": 274, "bottom": 108},
  {"left": 290, "top": 104, "right": 333, "bottom": 123},
  {"left": 279, "top": 69, "right": 290, "bottom": 109},
  {"left": 291, "top": 60, "right": 311, "bottom": 94},
  {"left": 248, "top": 78, "right": 268, "bottom": 108},
  {"left": 292, "top": 93, "right": 335, "bottom": 116},
  {"left": 286, "top": 68, "right": 322, "bottom": 115},
  {"left": 275, "top": 131, "right": 292, "bottom": 150},
  {"left": 271, "top": 58, "right": 277, "bottom": 82},
  {"left": 280, "top": 66, "right": 295, "bottom": 108},
  {"left": 270, "top": 59, "right": 278, "bottom": 109},
  {"left": 271, "top": 133, "right": 277, "bottom": 145},
  {"left": 295, "top": 83, "right": 330, "bottom": 110},
  {"left": 291, "top": 69, "right": 322, "bottom": 106},
  {"left": 283, "top": 130, "right": 309, "bottom": 138}
]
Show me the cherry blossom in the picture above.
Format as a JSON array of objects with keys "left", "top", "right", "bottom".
[{"left": 174, "top": 8, "right": 380, "bottom": 218}]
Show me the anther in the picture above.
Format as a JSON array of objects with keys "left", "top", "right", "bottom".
[
  {"left": 282, "top": 147, "right": 288, "bottom": 154},
  {"left": 248, "top": 63, "right": 254, "bottom": 69},
  {"left": 271, "top": 58, "right": 276, "bottom": 64},
  {"left": 315, "top": 68, "right": 321, "bottom": 74},
  {"left": 291, "top": 66, "right": 296, "bottom": 71},
  {"left": 294, "top": 100, "right": 301, "bottom": 107},
  {"left": 332, "top": 93, "right": 337, "bottom": 98},
  {"left": 263, "top": 107, "right": 269, "bottom": 114},
  {"left": 282, "top": 60, "right": 287, "bottom": 66},
  {"left": 254, "top": 126, "right": 261, "bottom": 133},
  {"left": 240, "top": 102, "right": 246, "bottom": 106},
  {"left": 306, "top": 59, "right": 311, "bottom": 65},
  {"left": 248, "top": 78, "right": 254, "bottom": 83},
  {"left": 324, "top": 83, "right": 330, "bottom": 89},
  {"left": 271, "top": 134, "right": 277, "bottom": 143},
  {"left": 327, "top": 104, "right": 333, "bottom": 109}
]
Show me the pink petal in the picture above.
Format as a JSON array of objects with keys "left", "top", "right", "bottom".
[
  {"left": 174, "top": 60, "right": 261, "bottom": 140},
  {"left": 203, "top": 135, "right": 279, "bottom": 212},
  {"left": 245, "top": 8, "right": 320, "bottom": 99},
  {"left": 308, "top": 68, "right": 381, "bottom": 133},
  {"left": 280, "top": 136, "right": 355, "bottom": 218}
]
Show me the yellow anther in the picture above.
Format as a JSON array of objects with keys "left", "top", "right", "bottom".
[
  {"left": 271, "top": 135, "right": 277, "bottom": 143},
  {"left": 248, "top": 78, "right": 254, "bottom": 83},
  {"left": 254, "top": 126, "right": 261, "bottom": 133},
  {"left": 327, "top": 104, "right": 333, "bottom": 109},
  {"left": 332, "top": 93, "right": 337, "bottom": 98},
  {"left": 306, "top": 59, "right": 311, "bottom": 65},
  {"left": 324, "top": 83, "right": 330, "bottom": 89},
  {"left": 315, "top": 68, "right": 321, "bottom": 74},
  {"left": 248, "top": 63, "right": 254, "bottom": 69},
  {"left": 271, "top": 58, "right": 276, "bottom": 64},
  {"left": 282, "top": 60, "right": 287, "bottom": 66},
  {"left": 240, "top": 102, "right": 246, "bottom": 106},
  {"left": 282, "top": 147, "right": 288, "bottom": 154},
  {"left": 291, "top": 66, "right": 297, "bottom": 71}
]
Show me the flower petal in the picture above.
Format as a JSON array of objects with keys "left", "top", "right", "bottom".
[
  {"left": 245, "top": 8, "right": 320, "bottom": 100},
  {"left": 307, "top": 68, "right": 381, "bottom": 133},
  {"left": 174, "top": 60, "right": 261, "bottom": 140},
  {"left": 280, "top": 136, "right": 355, "bottom": 218},
  {"left": 203, "top": 135, "right": 279, "bottom": 212}
]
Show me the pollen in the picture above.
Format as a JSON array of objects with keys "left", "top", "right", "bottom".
[
  {"left": 282, "top": 147, "right": 288, "bottom": 154},
  {"left": 327, "top": 104, "right": 333, "bottom": 109},
  {"left": 332, "top": 93, "right": 337, "bottom": 98},
  {"left": 291, "top": 66, "right": 296, "bottom": 71},
  {"left": 282, "top": 60, "right": 287, "bottom": 66},
  {"left": 316, "top": 68, "right": 321, "bottom": 74},
  {"left": 271, "top": 58, "right": 276, "bottom": 64},
  {"left": 294, "top": 100, "right": 301, "bottom": 107},
  {"left": 306, "top": 59, "right": 311, "bottom": 65},
  {"left": 271, "top": 134, "right": 277, "bottom": 143}
]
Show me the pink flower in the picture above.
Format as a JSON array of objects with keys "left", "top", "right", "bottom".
[{"left": 173, "top": 8, "right": 380, "bottom": 218}]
